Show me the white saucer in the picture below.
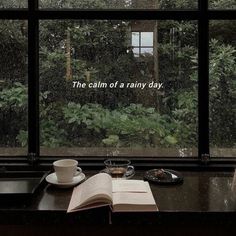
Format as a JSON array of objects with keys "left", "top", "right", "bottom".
[{"left": 46, "top": 172, "right": 86, "bottom": 188}]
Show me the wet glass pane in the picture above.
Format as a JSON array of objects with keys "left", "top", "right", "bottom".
[
  {"left": 0, "top": 0, "right": 27, "bottom": 8},
  {"left": 209, "top": 0, "right": 236, "bottom": 9},
  {"left": 39, "top": 20, "right": 198, "bottom": 157},
  {"left": 39, "top": 0, "right": 197, "bottom": 9},
  {"left": 210, "top": 20, "right": 236, "bottom": 158},
  {"left": 0, "top": 20, "right": 28, "bottom": 156}
]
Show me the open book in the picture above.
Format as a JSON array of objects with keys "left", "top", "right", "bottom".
[{"left": 67, "top": 173, "right": 158, "bottom": 213}]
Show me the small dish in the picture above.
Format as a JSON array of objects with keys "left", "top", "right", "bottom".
[
  {"left": 46, "top": 172, "right": 86, "bottom": 188},
  {"left": 100, "top": 168, "right": 135, "bottom": 179},
  {"left": 144, "top": 169, "right": 183, "bottom": 185}
]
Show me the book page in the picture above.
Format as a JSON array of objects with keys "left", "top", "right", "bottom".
[
  {"left": 67, "top": 173, "right": 113, "bottom": 212},
  {"left": 112, "top": 180, "right": 148, "bottom": 193},
  {"left": 112, "top": 182, "right": 158, "bottom": 212}
]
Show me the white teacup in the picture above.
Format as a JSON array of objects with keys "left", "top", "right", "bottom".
[{"left": 53, "top": 159, "right": 82, "bottom": 183}]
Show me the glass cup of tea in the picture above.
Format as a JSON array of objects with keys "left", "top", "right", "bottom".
[{"left": 104, "top": 159, "right": 134, "bottom": 178}]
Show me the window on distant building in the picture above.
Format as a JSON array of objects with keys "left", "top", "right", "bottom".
[{"left": 132, "top": 32, "right": 154, "bottom": 57}]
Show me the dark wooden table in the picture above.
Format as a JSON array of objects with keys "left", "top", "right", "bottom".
[{"left": 1, "top": 170, "right": 236, "bottom": 235}]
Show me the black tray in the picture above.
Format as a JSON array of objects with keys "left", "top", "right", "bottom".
[{"left": 0, "top": 171, "right": 49, "bottom": 202}]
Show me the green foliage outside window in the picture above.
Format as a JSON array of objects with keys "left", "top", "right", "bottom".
[{"left": 0, "top": 0, "right": 235, "bottom": 156}]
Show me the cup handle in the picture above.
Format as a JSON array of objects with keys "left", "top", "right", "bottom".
[
  {"left": 126, "top": 165, "right": 134, "bottom": 177},
  {"left": 74, "top": 167, "right": 82, "bottom": 176}
]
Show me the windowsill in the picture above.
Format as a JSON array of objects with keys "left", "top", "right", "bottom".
[{"left": 0, "top": 170, "right": 236, "bottom": 227}]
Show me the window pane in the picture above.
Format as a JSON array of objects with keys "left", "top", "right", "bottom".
[
  {"left": 0, "top": 0, "right": 27, "bottom": 8},
  {"left": 133, "top": 47, "right": 140, "bottom": 57},
  {"left": 141, "top": 32, "right": 153, "bottom": 47},
  {"left": 141, "top": 48, "right": 153, "bottom": 55},
  {"left": 39, "top": 0, "right": 197, "bottom": 9},
  {"left": 0, "top": 20, "right": 28, "bottom": 156},
  {"left": 39, "top": 20, "right": 198, "bottom": 157},
  {"left": 132, "top": 32, "right": 139, "bottom": 47},
  {"left": 210, "top": 20, "right": 236, "bottom": 158},
  {"left": 209, "top": 0, "right": 236, "bottom": 9}
]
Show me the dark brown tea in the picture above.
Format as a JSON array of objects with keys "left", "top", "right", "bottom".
[{"left": 110, "top": 167, "right": 126, "bottom": 178}]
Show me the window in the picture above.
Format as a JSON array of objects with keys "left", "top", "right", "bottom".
[
  {"left": 209, "top": 0, "right": 236, "bottom": 9},
  {"left": 209, "top": 20, "right": 236, "bottom": 158},
  {"left": 39, "top": 20, "right": 198, "bottom": 157},
  {"left": 132, "top": 32, "right": 154, "bottom": 57},
  {"left": 0, "top": 20, "right": 28, "bottom": 156},
  {"left": 0, "top": 1, "right": 235, "bottom": 163},
  {"left": 39, "top": 0, "right": 197, "bottom": 9},
  {"left": 0, "top": 1, "right": 27, "bottom": 8}
]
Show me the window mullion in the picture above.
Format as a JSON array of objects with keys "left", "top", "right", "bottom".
[
  {"left": 198, "top": 0, "right": 210, "bottom": 162},
  {"left": 28, "top": 0, "right": 39, "bottom": 160}
]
